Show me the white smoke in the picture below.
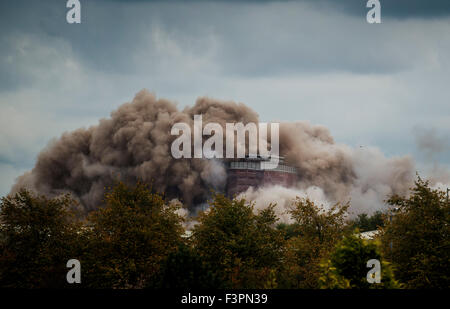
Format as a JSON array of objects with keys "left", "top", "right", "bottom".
[
  {"left": 236, "top": 145, "right": 421, "bottom": 222},
  {"left": 237, "top": 185, "right": 332, "bottom": 224}
]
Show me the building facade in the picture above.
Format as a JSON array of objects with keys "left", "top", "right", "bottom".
[{"left": 225, "top": 156, "right": 298, "bottom": 197}]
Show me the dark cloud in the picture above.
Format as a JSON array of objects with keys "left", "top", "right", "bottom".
[
  {"left": 307, "top": 0, "right": 450, "bottom": 18},
  {"left": 107, "top": 0, "right": 450, "bottom": 18},
  {"left": 2, "top": 0, "right": 447, "bottom": 86}
]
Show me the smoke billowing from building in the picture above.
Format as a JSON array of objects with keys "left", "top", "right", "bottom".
[{"left": 10, "top": 90, "right": 448, "bottom": 218}]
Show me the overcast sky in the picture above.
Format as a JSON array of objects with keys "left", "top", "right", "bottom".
[{"left": 1, "top": 0, "right": 449, "bottom": 196}]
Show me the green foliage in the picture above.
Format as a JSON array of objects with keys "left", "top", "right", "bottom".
[
  {"left": 277, "top": 198, "right": 349, "bottom": 288},
  {"left": 276, "top": 223, "right": 301, "bottom": 239},
  {"left": 381, "top": 177, "right": 450, "bottom": 289},
  {"left": 319, "top": 233, "right": 399, "bottom": 289},
  {"left": 1, "top": 176, "right": 447, "bottom": 289},
  {"left": 349, "top": 211, "right": 384, "bottom": 232},
  {"left": 0, "top": 189, "right": 82, "bottom": 288},
  {"left": 288, "top": 197, "right": 349, "bottom": 246},
  {"left": 82, "top": 181, "right": 184, "bottom": 288},
  {"left": 153, "top": 243, "right": 219, "bottom": 289},
  {"left": 192, "top": 194, "right": 285, "bottom": 289}
]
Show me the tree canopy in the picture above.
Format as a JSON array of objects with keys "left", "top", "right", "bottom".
[
  {"left": 381, "top": 177, "right": 450, "bottom": 288},
  {"left": 277, "top": 198, "right": 349, "bottom": 288},
  {"left": 319, "top": 233, "right": 399, "bottom": 289},
  {"left": 0, "top": 176, "right": 447, "bottom": 289},
  {"left": 82, "top": 181, "right": 184, "bottom": 288},
  {"left": 0, "top": 189, "right": 82, "bottom": 288},
  {"left": 192, "top": 194, "right": 284, "bottom": 288}
]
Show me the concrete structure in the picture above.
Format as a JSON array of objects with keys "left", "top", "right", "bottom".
[
  {"left": 358, "top": 230, "right": 380, "bottom": 240},
  {"left": 225, "top": 155, "right": 298, "bottom": 197}
]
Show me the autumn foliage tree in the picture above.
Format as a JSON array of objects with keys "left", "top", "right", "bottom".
[
  {"left": 0, "top": 189, "right": 82, "bottom": 288},
  {"left": 278, "top": 198, "right": 349, "bottom": 288},
  {"left": 192, "top": 194, "right": 285, "bottom": 288},
  {"left": 319, "top": 233, "right": 399, "bottom": 289},
  {"left": 381, "top": 177, "right": 450, "bottom": 288},
  {"left": 154, "top": 242, "right": 220, "bottom": 289},
  {"left": 1, "top": 176, "right": 447, "bottom": 289},
  {"left": 81, "top": 181, "right": 184, "bottom": 288}
]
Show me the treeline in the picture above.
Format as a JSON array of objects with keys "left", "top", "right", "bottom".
[{"left": 0, "top": 178, "right": 448, "bottom": 289}]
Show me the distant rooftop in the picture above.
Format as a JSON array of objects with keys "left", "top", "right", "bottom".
[
  {"left": 358, "top": 230, "right": 380, "bottom": 240},
  {"left": 227, "top": 155, "right": 297, "bottom": 174},
  {"left": 230, "top": 154, "right": 285, "bottom": 162}
]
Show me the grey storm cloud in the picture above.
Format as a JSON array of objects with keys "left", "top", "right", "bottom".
[
  {"left": 108, "top": 0, "right": 450, "bottom": 18},
  {"left": 2, "top": 0, "right": 450, "bottom": 85},
  {"left": 302, "top": 0, "right": 450, "bottom": 18}
]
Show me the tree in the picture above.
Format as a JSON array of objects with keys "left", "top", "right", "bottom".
[
  {"left": 278, "top": 198, "right": 349, "bottom": 288},
  {"left": 350, "top": 211, "right": 384, "bottom": 232},
  {"left": 154, "top": 243, "right": 219, "bottom": 289},
  {"left": 319, "top": 233, "right": 399, "bottom": 289},
  {"left": 192, "top": 194, "right": 285, "bottom": 289},
  {"left": 276, "top": 222, "right": 301, "bottom": 240},
  {"left": 0, "top": 189, "right": 82, "bottom": 288},
  {"left": 381, "top": 177, "right": 450, "bottom": 288},
  {"left": 82, "top": 181, "right": 184, "bottom": 288}
]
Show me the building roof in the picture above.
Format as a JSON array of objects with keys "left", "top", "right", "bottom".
[{"left": 358, "top": 230, "right": 380, "bottom": 240}]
